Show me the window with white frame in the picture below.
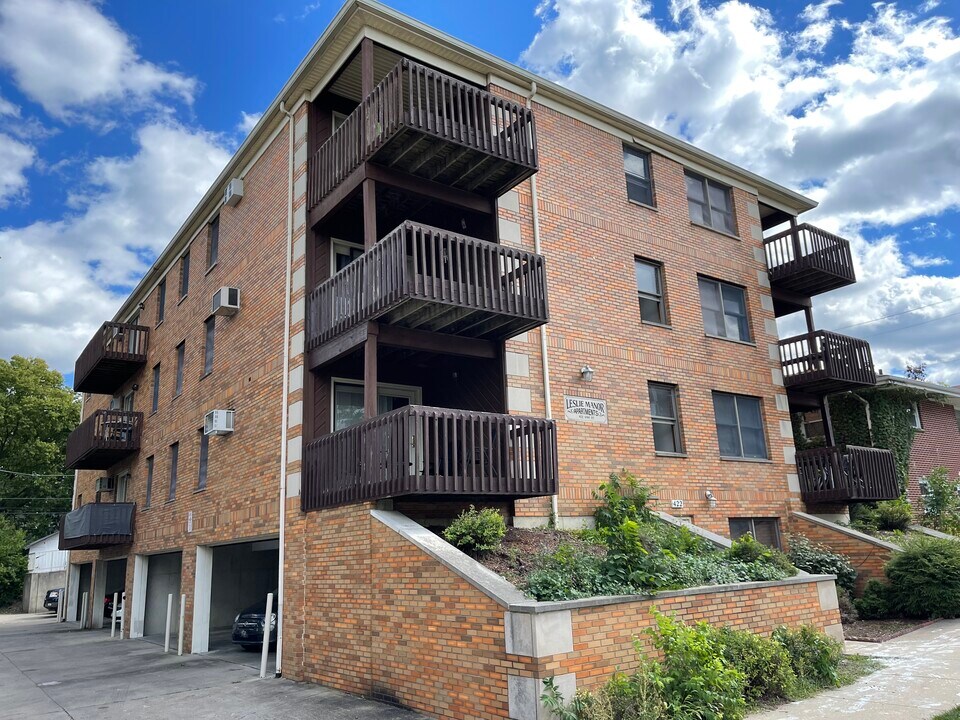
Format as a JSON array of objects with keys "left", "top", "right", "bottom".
[
  {"left": 906, "top": 401, "right": 923, "bottom": 430},
  {"left": 712, "top": 392, "right": 768, "bottom": 459}
]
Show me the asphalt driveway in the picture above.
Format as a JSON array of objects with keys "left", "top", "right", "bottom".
[{"left": 0, "top": 613, "right": 424, "bottom": 719}]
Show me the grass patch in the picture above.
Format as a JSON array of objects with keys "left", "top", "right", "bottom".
[{"left": 932, "top": 708, "right": 960, "bottom": 720}]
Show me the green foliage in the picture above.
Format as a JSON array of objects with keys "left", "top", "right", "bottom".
[
  {"left": 854, "top": 580, "right": 891, "bottom": 620},
  {"left": 885, "top": 535, "right": 960, "bottom": 618},
  {"left": 787, "top": 535, "right": 858, "bottom": 595},
  {"left": 851, "top": 498, "right": 914, "bottom": 534},
  {"left": 717, "top": 627, "right": 796, "bottom": 703},
  {"left": 0, "top": 516, "right": 28, "bottom": 607},
  {"left": 442, "top": 506, "right": 506, "bottom": 553},
  {"left": 525, "top": 544, "right": 614, "bottom": 601},
  {"left": 542, "top": 661, "right": 666, "bottom": 720},
  {"left": 837, "top": 587, "right": 859, "bottom": 623},
  {"left": 726, "top": 533, "right": 795, "bottom": 574},
  {"left": 594, "top": 470, "right": 655, "bottom": 531},
  {"left": 0, "top": 356, "right": 81, "bottom": 541},
  {"left": 771, "top": 625, "right": 843, "bottom": 690},
  {"left": 919, "top": 466, "right": 960, "bottom": 533}
]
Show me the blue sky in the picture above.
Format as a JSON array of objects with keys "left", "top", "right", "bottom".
[{"left": 0, "top": 0, "right": 958, "bottom": 384}]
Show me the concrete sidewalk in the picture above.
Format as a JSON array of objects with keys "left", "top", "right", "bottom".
[
  {"left": 0, "top": 613, "right": 423, "bottom": 720},
  {"left": 750, "top": 619, "right": 960, "bottom": 719}
]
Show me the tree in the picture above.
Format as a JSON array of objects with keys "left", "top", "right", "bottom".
[
  {"left": 904, "top": 361, "right": 928, "bottom": 381},
  {"left": 0, "top": 356, "right": 80, "bottom": 542},
  {"left": 0, "top": 516, "right": 27, "bottom": 607}
]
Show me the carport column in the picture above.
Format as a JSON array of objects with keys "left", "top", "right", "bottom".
[
  {"left": 91, "top": 559, "right": 107, "bottom": 629},
  {"left": 191, "top": 545, "right": 213, "bottom": 654},
  {"left": 66, "top": 563, "right": 80, "bottom": 623},
  {"left": 129, "top": 555, "right": 148, "bottom": 638}
]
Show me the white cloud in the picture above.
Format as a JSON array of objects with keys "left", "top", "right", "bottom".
[
  {"left": 0, "top": 91, "right": 19, "bottom": 117},
  {"left": 0, "top": 122, "right": 230, "bottom": 373},
  {"left": 906, "top": 253, "right": 951, "bottom": 268},
  {"left": 237, "top": 111, "right": 263, "bottom": 135},
  {"left": 0, "top": 131, "right": 34, "bottom": 205},
  {"left": 0, "top": 0, "right": 196, "bottom": 122},
  {"left": 523, "top": 0, "right": 960, "bottom": 382}
]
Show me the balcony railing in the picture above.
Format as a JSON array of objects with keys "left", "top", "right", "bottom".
[
  {"left": 763, "top": 224, "right": 856, "bottom": 298},
  {"left": 307, "top": 58, "right": 538, "bottom": 210},
  {"left": 306, "top": 221, "right": 548, "bottom": 351},
  {"left": 779, "top": 330, "right": 876, "bottom": 395},
  {"left": 59, "top": 502, "right": 135, "bottom": 550},
  {"left": 796, "top": 446, "right": 900, "bottom": 503},
  {"left": 66, "top": 409, "right": 143, "bottom": 470},
  {"left": 74, "top": 321, "right": 149, "bottom": 394},
  {"left": 302, "top": 405, "right": 558, "bottom": 511}
]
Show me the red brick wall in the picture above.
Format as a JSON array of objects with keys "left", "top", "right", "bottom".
[{"left": 907, "top": 399, "right": 960, "bottom": 508}]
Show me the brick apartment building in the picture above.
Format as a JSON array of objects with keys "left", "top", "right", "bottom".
[{"left": 58, "top": 0, "right": 886, "bottom": 713}]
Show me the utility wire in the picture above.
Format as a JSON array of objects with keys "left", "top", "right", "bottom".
[
  {"left": 869, "top": 308, "right": 960, "bottom": 337},
  {"left": 0, "top": 467, "right": 74, "bottom": 478},
  {"left": 835, "top": 295, "right": 959, "bottom": 330}
]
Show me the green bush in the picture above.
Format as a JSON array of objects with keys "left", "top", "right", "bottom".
[
  {"left": 787, "top": 535, "right": 858, "bottom": 595},
  {"left": 875, "top": 498, "right": 914, "bottom": 531},
  {"left": 717, "top": 627, "right": 796, "bottom": 703},
  {"left": 772, "top": 625, "right": 843, "bottom": 690},
  {"left": 885, "top": 535, "right": 960, "bottom": 618},
  {"left": 837, "top": 587, "right": 859, "bottom": 623},
  {"left": 442, "top": 505, "right": 505, "bottom": 553},
  {"left": 0, "top": 517, "right": 27, "bottom": 607},
  {"left": 920, "top": 466, "right": 960, "bottom": 533},
  {"left": 594, "top": 471, "right": 655, "bottom": 531},
  {"left": 524, "top": 544, "right": 629, "bottom": 601},
  {"left": 726, "top": 533, "right": 795, "bottom": 575},
  {"left": 854, "top": 580, "right": 891, "bottom": 620}
]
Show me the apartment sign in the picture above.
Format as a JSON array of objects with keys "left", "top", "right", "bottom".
[{"left": 564, "top": 396, "right": 608, "bottom": 424}]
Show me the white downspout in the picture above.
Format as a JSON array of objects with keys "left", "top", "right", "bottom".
[
  {"left": 524, "top": 81, "right": 558, "bottom": 526},
  {"left": 275, "top": 100, "right": 295, "bottom": 677}
]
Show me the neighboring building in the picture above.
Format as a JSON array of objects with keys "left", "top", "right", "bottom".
[
  {"left": 57, "top": 0, "right": 888, "bottom": 711},
  {"left": 22, "top": 533, "right": 67, "bottom": 613}
]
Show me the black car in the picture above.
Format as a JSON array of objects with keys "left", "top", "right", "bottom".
[
  {"left": 43, "top": 588, "right": 63, "bottom": 613},
  {"left": 231, "top": 594, "right": 277, "bottom": 651}
]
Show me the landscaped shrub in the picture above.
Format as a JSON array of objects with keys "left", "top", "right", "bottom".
[
  {"left": 919, "top": 466, "right": 960, "bottom": 533},
  {"left": 524, "top": 544, "right": 627, "bottom": 601},
  {"left": 854, "top": 580, "right": 891, "bottom": 620},
  {"left": 593, "top": 471, "right": 655, "bottom": 531},
  {"left": 874, "top": 498, "right": 914, "bottom": 531},
  {"left": 885, "top": 535, "right": 960, "bottom": 618},
  {"left": 442, "top": 505, "right": 505, "bottom": 553},
  {"left": 717, "top": 627, "right": 796, "bottom": 703},
  {"left": 787, "top": 535, "right": 858, "bottom": 595},
  {"left": 725, "top": 533, "right": 795, "bottom": 575},
  {"left": 837, "top": 587, "right": 859, "bottom": 623},
  {"left": 772, "top": 625, "right": 843, "bottom": 690}
]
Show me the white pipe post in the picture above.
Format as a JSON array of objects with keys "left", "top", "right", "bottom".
[
  {"left": 80, "top": 592, "right": 88, "bottom": 630},
  {"left": 111, "top": 592, "right": 118, "bottom": 637},
  {"left": 164, "top": 593, "right": 173, "bottom": 653},
  {"left": 119, "top": 592, "right": 125, "bottom": 638},
  {"left": 259, "top": 592, "right": 274, "bottom": 679},
  {"left": 177, "top": 594, "right": 186, "bottom": 656}
]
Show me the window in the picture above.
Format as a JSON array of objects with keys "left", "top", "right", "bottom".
[
  {"left": 203, "top": 316, "right": 216, "bottom": 376},
  {"left": 174, "top": 342, "right": 185, "bottom": 397},
  {"left": 685, "top": 171, "right": 735, "bottom": 234},
  {"left": 332, "top": 379, "right": 421, "bottom": 431},
  {"left": 207, "top": 215, "right": 219, "bottom": 268},
  {"left": 332, "top": 110, "right": 348, "bottom": 131},
  {"left": 799, "top": 410, "right": 825, "bottom": 441},
  {"left": 332, "top": 239, "right": 363, "bottom": 273},
  {"left": 197, "top": 431, "right": 209, "bottom": 491},
  {"left": 116, "top": 473, "right": 129, "bottom": 503},
  {"left": 144, "top": 456, "right": 154, "bottom": 509},
  {"left": 179, "top": 250, "right": 190, "bottom": 298},
  {"left": 168, "top": 442, "right": 179, "bottom": 502},
  {"left": 729, "top": 518, "right": 781, "bottom": 549},
  {"left": 623, "top": 146, "right": 654, "bottom": 206},
  {"left": 122, "top": 391, "right": 135, "bottom": 412},
  {"left": 649, "top": 382, "right": 683, "bottom": 454},
  {"left": 151, "top": 364, "right": 160, "bottom": 414},
  {"left": 76, "top": 494, "right": 82, "bottom": 508},
  {"left": 635, "top": 258, "right": 667, "bottom": 325},
  {"left": 713, "top": 392, "right": 768, "bottom": 459},
  {"left": 906, "top": 402, "right": 923, "bottom": 430},
  {"left": 698, "top": 277, "right": 751, "bottom": 342},
  {"left": 156, "top": 279, "right": 166, "bottom": 324}
]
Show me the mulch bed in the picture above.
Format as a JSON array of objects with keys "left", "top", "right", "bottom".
[
  {"left": 843, "top": 618, "right": 936, "bottom": 642},
  {"left": 476, "top": 527, "right": 603, "bottom": 589}
]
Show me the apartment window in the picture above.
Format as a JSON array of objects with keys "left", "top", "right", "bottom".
[
  {"left": 332, "top": 239, "right": 363, "bottom": 273},
  {"left": 144, "top": 456, "right": 154, "bottom": 509},
  {"left": 76, "top": 494, "right": 82, "bottom": 508},
  {"left": 713, "top": 392, "right": 768, "bottom": 459},
  {"left": 151, "top": 363, "right": 160, "bottom": 414},
  {"left": 168, "top": 442, "right": 179, "bottom": 502},
  {"left": 207, "top": 215, "right": 220, "bottom": 268},
  {"left": 686, "top": 171, "right": 735, "bottom": 234},
  {"left": 698, "top": 277, "right": 751, "bottom": 342},
  {"left": 174, "top": 342, "right": 185, "bottom": 397},
  {"left": 203, "top": 316, "right": 216, "bottom": 376},
  {"left": 332, "top": 110, "right": 348, "bottom": 131},
  {"left": 623, "top": 146, "right": 654, "bottom": 206},
  {"left": 799, "top": 410, "right": 825, "bottom": 441},
  {"left": 156, "top": 279, "right": 166, "bottom": 324},
  {"left": 729, "top": 518, "right": 781, "bottom": 549},
  {"left": 906, "top": 402, "right": 923, "bottom": 430},
  {"left": 179, "top": 250, "right": 190, "bottom": 299},
  {"left": 197, "top": 431, "right": 209, "bottom": 491},
  {"left": 635, "top": 258, "right": 667, "bottom": 325},
  {"left": 649, "top": 382, "right": 683, "bottom": 454}
]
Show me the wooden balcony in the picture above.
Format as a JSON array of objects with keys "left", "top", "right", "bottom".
[
  {"left": 779, "top": 330, "right": 876, "bottom": 395},
  {"left": 74, "top": 321, "right": 149, "bottom": 394},
  {"left": 306, "top": 221, "right": 548, "bottom": 352},
  {"left": 764, "top": 224, "right": 856, "bottom": 298},
  {"left": 307, "top": 58, "right": 537, "bottom": 212},
  {"left": 66, "top": 410, "right": 143, "bottom": 470},
  {"left": 59, "top": 502, "right": 135, "bottom": 550},
  {"left": 302, "top": 405, "right": 558, "bottom": 511},
  {"left": 796, "top": 446, "right": 900, "bottom": 503}
]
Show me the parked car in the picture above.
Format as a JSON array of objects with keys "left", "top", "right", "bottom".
[
  {"left": 231, "top": 594, "right": 277, "bottom": 651},
  {"left": 43, "top": 588, "right": 63, "bottom": 613},
  {"left": 103, "top": 595, "right": 123, "bottom": 621}
]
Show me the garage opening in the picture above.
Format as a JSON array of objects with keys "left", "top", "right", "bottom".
[
  {"left": 99, "top": 558, "right": 127, "bottom": 628},
  {"left": 196, "top": 539, "right": 278, "bottom": 667},
  {"left": 68, "top": 562, "right": 92, "bottom": 625},
  {"left": 143, "top": 551, "right": 182, "bottom": 640}
]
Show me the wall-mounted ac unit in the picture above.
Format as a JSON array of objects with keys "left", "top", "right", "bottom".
[
  {"left": 204, "top": 409, "right": 235, "bottom": 436},
  {"left": 224, "top": 178, "right": 243, "bottom": 207},
  {"left": 212, "top": 287, "right": 240, "bottom": 316},
  {"left": 95, "top": 476, "right": 115, "bottom": 493}
]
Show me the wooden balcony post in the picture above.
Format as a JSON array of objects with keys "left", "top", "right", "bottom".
[
  {"left": 789, "top": 216, "right": 802, "bottom": 263},
  {"left": 362, "top": 179, "right": 377, "bottom": 250},
  {"left": 364, "top": 322, "right": 378, "bottom": 419},
  {"left": 360, "top": 37, "right": 374, "bottom": 99}
]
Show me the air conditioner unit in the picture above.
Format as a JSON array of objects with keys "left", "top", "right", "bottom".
[
  {"left": 204, "top": 409, "right": 235, "bottom": 436},
  {"left": 95, "top": 476, "right": 115, "bottom": 493},
  {"left": 224, "top": 178, "right": 244, "bottom": 207},
  {"left": 212, "top": 287, "right": 240, "bottom": 316}
]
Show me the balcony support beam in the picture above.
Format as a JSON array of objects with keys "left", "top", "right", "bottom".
[
  {"left": 377, "top": 324, "right": 498, "bottom": 359},
  {"left": 362, "top": 178, "right": 377, "bottom": 250},
  {"left": 364, "top": 323, "right": 378, "bottom": 419}
]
